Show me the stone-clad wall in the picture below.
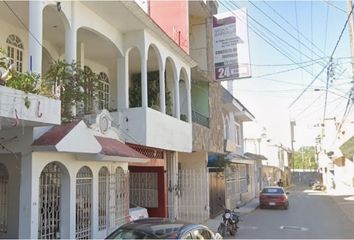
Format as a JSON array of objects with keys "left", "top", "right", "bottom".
[
  {"left": 192, "top": 83, "right": 224, "bottom": 154},
  {"left": 192, "top": 4, "right": 223, "bottom": 154}
]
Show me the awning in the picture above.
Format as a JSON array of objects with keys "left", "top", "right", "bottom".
[
  {"left": 32, "top": 120, "right": 148, "bottom": 163},
  {"left": 244, "top": 152, "right": 268, "bottom": 161}
]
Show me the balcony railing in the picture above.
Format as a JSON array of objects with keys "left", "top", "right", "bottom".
[{"left": 192, "top": 110, "right": 209, "bottom": 128}]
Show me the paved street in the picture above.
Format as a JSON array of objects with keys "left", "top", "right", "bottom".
[{"left": 225, "top": 185, "right": 354, "bottom": 239}]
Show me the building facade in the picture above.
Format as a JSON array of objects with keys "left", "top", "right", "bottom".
[{"left": 0, "top": 1, "right": 215, "bottom": 238}]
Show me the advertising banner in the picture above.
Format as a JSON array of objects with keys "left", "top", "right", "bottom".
[{"left": 213, "top": 9, "right": 251, "bottom": 81}]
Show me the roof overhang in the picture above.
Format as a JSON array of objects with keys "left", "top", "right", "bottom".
[{"left": 32, "top": 120, "right": 148, "bottom": 163}]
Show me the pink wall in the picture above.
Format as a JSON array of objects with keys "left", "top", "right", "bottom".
[{"left": 149, "top": 0, "right": 189, "bottom": 53}]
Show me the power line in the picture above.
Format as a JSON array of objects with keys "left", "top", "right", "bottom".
[
  {"left": 324, "top": 3, "right": 330, "bottom": 55},
  {"left": 322, "top": 0, "right": 347, "bottom": 14},
  {"left": 289, "top": 3, "right": 354, "bottom": 108}
]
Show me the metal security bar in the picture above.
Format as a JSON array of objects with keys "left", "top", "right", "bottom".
[
  {"left": 76, "top": 167, "right": 92, "bottom": 240},
  {"left": 225, "top": 165, "right": 241, "bottom": 210},
  {"left": 114, "top": 168, "right": 129, "bottom": 227},
  {"left": 0, "top": 164, "right": 8, "bottom": 233},
  {"left": 192, "top": 110, "right": 210, "bottom": 128},
  {"left": 98, "top": 167, "right": 109, "bottom": 231},
  {"left": 130, "top": 172, "right": 158, "bottom": 208},
  {"left": 38, "top": 163, "right": 61, "bottom": 239},
  {"left": 178, "top": 168, "right": 209, "bottom": 223}
]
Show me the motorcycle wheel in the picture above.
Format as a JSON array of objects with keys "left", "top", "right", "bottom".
[
  {"left": 217, "top": 223, "right": 226, "bottom": 237},
  {"left": 229, "top": 229, "right": 236, "bottom": 236}
]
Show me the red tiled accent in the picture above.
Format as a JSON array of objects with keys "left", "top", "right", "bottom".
[
  {"left": 32, "top": 121, "right": 81, "bottom": 146},
  {"left": 95, "top": 137, "right": 147, "bottom": 159}
]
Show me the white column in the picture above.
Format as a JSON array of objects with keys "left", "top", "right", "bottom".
[
  {"left": 65, "top": 1, "right": 76, "bottom": 64},
  {"left": 141, "top": 50, "right": 148, "bottom": 108},
  {"left": 77, "top": 42, "right": 84, "bottom": 67},
  {"left": 65, "top": 27, "right": 77, "bottom": 64},
  {"left": 118, "top": 55, "right": 129, "bottom": 109},
  {"left": 60, "top": 171, "right": 76, "bottom": 239},
  {"left": 187, "top": 81, "right": 192, "bottom": 123},
  {"left": 28, "top": 1, "right": 42, "bottom": 74},
  {"left": 174, "top": 76, "right": 180, "bottom": 119},
  {"left": 159, "top": 63, "right": 166, "bottom": 113},
  {"left": 18, "top": 154, "right": 38, "bottom": 238}
]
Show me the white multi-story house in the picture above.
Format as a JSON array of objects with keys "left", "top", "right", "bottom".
[{"left": 0, "top": 1, "right": 214, "bottom": 238}]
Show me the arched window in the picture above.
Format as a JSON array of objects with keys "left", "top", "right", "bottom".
[
  {"left": 6, "top": 34, "right": 23, "bottom": 72},
  {"left": 83, "top": 66, "right": 94, "bottom": 113},
  {"left": 76, "top": 166, "right": 92, "bottom": 239},
  {"left": 98, "top": 72, "right": 109, "bottom": 110},
  {"left": 98, "top": 167, "right": 109, "bottom": 231},
  {"left": 38, "top": 163, "right": 61, "bottom": 239},
  {"left": 0, "top": 164, "right": 8, "bottom": 233}
]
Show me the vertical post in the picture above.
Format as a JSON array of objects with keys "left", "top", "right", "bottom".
[
  {"left": 28, "top": 1, "right": 43, "bottom": 75},
  {"left": 65, "top": 1, "right": 77, "bottom": 64},
  {"left": 187, "top": 81, "right": 192, "bottom": 123},
  {"left": 159, "top": 63, "right": 166, "bottom": 113},
  {"left": 141, "top": 50, "right": 148, "bottom": 108},
  {"left": 118, "top": 55, "right": 129, "bottom": 109},
  {"left": 167, "top": 152, "right": 178, "bottom": 220},
  {"left": 174, "top": 78, "right": 180, "bottom": 119}
]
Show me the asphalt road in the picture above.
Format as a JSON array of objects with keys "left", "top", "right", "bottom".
[{"left": 228, "top": 185, "right": 354, "bottom": 239}]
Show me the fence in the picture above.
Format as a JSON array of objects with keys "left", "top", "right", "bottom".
[{"left": 177, "top": 168, "right": 209, "bottom": 223}]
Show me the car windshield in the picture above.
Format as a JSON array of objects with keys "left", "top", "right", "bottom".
[{"left": 262, "top": 188, "right": 284, "bottom": 194}]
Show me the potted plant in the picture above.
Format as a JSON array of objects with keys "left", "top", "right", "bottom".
[{"left": 43, "top": 60, "right": 99, "bottom": 122}]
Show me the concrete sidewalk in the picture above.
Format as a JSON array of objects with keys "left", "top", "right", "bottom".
[
  {"left": 203, "top": 198, "right": 259, "bottom": 233},
  {"left": 327, "top": 188, "right": 354, "bottom": 225}
]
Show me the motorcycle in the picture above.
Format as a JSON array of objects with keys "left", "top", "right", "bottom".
[{"left": 217, "top": 205, "right": 240, "bottom": 237}]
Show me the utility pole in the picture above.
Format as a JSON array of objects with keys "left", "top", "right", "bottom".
[{"left": 290, "top": 121, "right": 296, "bottom": 171}]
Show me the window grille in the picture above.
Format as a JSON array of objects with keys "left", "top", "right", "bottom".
[
  {"left": 76, "top": 167, "right": 92, "bottom": 239},
  {"left": 98, "top": 167, "right": 109, "bottom": 231},
  {"left": 6, "top": 34, "right": 23, "bottom": 72},
  {"left": 0, "top": 164, "right": 8, "bottom": 233},
  {"left": 38, "top": 163, "right": 61, "bottom": 239},
  {"left": 98, "top": 72, "right": 109, "bottom": 110},
  {"left": 114, "top": 168, "right": 128, "bottom": 227},
  {"left": 130, "top": 172, "right": 158, "bottom": 208}
]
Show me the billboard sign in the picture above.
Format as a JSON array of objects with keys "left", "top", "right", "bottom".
[{"left": 213, "top": 9, "right": 251, "bottom": 81}]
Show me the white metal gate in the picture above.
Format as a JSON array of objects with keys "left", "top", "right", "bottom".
[
  {"left": 98, "top": 167, "right": 109, "bottom": 231},
  {"left": 225, "top": 165, "right": 241, "bottom": 210},
  {"left": 178, "top": 168, "right": 209, "bottom": 223},
  {"left": 76, "top": 167, "right": 92, "bottom": 239},
  {"left": 38, "top": 163, "right": 61, "bottom": 239},
  {"left": 114, "top": 168, "right": 129, "bottom": 227},
  {"left": 0, "top": 164, "right": 8, "bottom": 233},
  {"left": 130, "top": 172, "right": 158, "bottom": 208}
]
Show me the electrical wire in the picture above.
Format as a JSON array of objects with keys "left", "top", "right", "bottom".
[{"left": 289, "top": 3, "right": 354, "bottom": 108}]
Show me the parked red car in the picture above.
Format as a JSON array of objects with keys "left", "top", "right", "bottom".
[{"left": 259, "top": 186, "right": 289, "bottom": 210}]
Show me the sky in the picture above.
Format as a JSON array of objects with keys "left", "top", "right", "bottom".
[{"left": 218, "top": 0, "right": 353, "bottom": 150}]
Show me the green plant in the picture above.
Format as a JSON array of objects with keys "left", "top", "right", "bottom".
[
  {"left": 43, "top": 60, "right": 99, "bottom": 122},
  {"left": 180, "top": 114, "right": 187, "bottom": 122},
  {"left": 129, "top": 71, "right": 173, "bottom": 114},
  {"left": 0, "top": 47, "right": 7, "bottom": 69},
  {"left": 6, "top": 71, "right": 40, "bottom": 94}
]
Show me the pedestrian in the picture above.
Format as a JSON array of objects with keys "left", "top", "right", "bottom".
[{"left": 277, "top": 179, "right": 284, "bottom": 187}]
